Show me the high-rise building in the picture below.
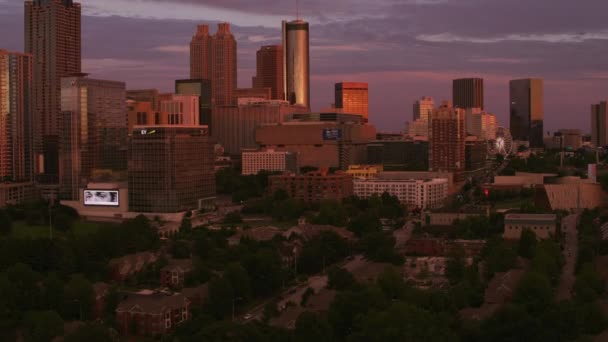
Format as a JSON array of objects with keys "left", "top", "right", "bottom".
[
  {"left": 60, "top": 75, "right": 127, "bottom": 200},
  {"left": 453, "top": 78, "right": 484, "bottom": 110},
  {"left": 465, "top": 108, "right": 497, "bottom": 140},
  {"left": 128, "top": 126, "right": 215, "bottom": 213},
  {"left": 189, "top": 23, "right": 237, "bottom": 106},
  {"left": 159, "top": 94, "right": 200, "bottom": 126},
  {"left": 127, "top": 89, "right": 161, "bottom": 110},
  {"left": 175, "top": 79, "right": 212, "bottom": 129},
  {"left": 335, "top": 82, "right": 369, "bottom": 122},
  {"left": 428, "top": 101, "right": 465, "bottom": 182},
  {"left": 0, "top": 50, "right": 33, "bottom": 182},
  {"left": 413, "top": 96, "right": 434, "bottom": 121},
  {"left": 253, "top": 45, "right": 284, "bottom": 100},
  {"left": 25, "top": 0, "right": 81, "bottom": 183},
  {"left": 283, "top": 20, "right": 310, "bottom": 108},
  {"left": 510, "top": 78, "right": 544, "bottom": 147},
  {"left": 591, "top": 101, "right": 608, "bottom": 147}
]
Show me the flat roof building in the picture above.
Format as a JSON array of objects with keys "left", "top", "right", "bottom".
[
  {"left": 335, "top": 82, "right": 369, "bottom": 122},
  {"left": 353, "top": 178, "right": 448, "bottom": 209},
  {"left": 503, "top": 213, "right": 557, "bottom": 240},
  {"left": 241, "top": 149, "right": 298, "bottom": 176},
  {"left": 510, "top": 78, "right": 544, "bottom": 148},
  {"left": 269, "top": 170, "right": 353, "bottom": 203},
  {"left": 453, "top": 78, "right": 484, "bottom": 110}
]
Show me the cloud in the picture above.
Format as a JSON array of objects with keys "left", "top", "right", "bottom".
[
  {"left": 417, "top": 31, "right": 608, "bottom": 44},
  {"left": 247, "top": 35, "right": 281, "bottom": 43},
  {"left": 152, "top": 45, "right": 190, "bottom": 53},
  {"left": 468, "top": 57, "right": 530, "bottom": 64}
]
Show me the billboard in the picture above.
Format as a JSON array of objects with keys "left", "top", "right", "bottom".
[
  {"left": 322, "top": 128, "right": 342, "bottom": 140},
  {"left": 84, "top": 190, "right": 119, "bottom": 207}
]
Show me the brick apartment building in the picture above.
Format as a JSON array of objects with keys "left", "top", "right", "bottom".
[
  {"left": 269, "top": 169, "right": 353, "bottom": 203},
  {"left": 160, "top": 259, "right": 193, "bottom": 289},
  {"left": 116, "top": 293, "right": 190, "bottom": 337}
]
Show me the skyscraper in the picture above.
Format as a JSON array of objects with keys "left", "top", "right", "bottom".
[
  {"left": 510, "top": 78, "right": 544, "bottom": 147},
  {"left": 591, "top": 101, "right": 608, "bottom": 147},
  {"left": 253, "top": 45, "right": 284, "bottom": 100},
  {"left": 283, "top": 20, "right": 310, "bottom": 108},
  {"left": 453, "top": 78, "right": 484, "bottom": 110},
  {"left": 428, "top": 101, "right": 465, "bottom": 182},
  {"left": 176, "top": 79, "right": 212, "bottom": 129},
  {"left": 189, "top": 23, "right": 237, "bottom": 106},
  {"left": 25, "top": 0, "right": 81, "bottom": 183},
  {"left": 413, "top": 96, "right": 434, "bottom": 121},
  {"left": 335, "top": 82, "right": 369, "bottom": 122},
  {"left": 0, "top": 50, "right": 33, "bottom": 182},
  {"left": 60, "top": 75, "right": 127, "bottom": 200}
]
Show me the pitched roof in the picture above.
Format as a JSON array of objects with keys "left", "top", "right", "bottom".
[{"left": 116, "top": 293, "right": 189, "bottom": 314}]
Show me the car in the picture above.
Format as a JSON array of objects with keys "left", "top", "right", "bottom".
[{"left": 243, "top": 314, "right": 252, "bottom": 320}]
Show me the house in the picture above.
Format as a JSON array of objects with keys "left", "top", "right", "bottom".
[
  {"left": 109, "top": 252, "right": 159, "bottom": 282},
  {"left": 116, "top": 292, "right": 190, "bottom": 337},
  {"left": 160, "top": 259, "right": 194, "bottom": 289}
]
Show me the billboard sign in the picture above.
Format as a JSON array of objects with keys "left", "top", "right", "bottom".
[
  {"left": 322, "top": 128, "right": 342, "bottom": 140},
  {"left": 84, "top": 190, "right": 119, "bottom": 207}
]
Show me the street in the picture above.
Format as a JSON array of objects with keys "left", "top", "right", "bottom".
[{"left": 556, "top": 214, "right": 579, "bottom": 301}]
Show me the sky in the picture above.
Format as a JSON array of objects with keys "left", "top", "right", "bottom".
[{"left": 2, "top": 0, "right": 608, "bottom": 133}]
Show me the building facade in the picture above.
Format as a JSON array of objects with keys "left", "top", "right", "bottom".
[
  {"left": 413, "top": 96, "right": 434, "bottom": 121},
  {"left": 253, "top": 45, "right": 284, "bottom": 100},
  {"left": 189, "top": 23, "right": 237, "bottom": 106},
  {"left": 503, "top": 213, "right": 556, "bottom": 240},
  {"left": 175, "top": 79, "right": 212, "bottom": 130},
  {"left": 428, "top": 101, "right": 466, "bottom": 182},
  {"left": 283, "top": 20, "right": 310, "bottom": 108},
  {"left": 353, "top": 178, "right": 448, "bottom": 209},
  {"left": 233, "top": 88, "right": 272, "bottom": 103},
  {"left": 510, "top": 78, "right": 544, "bottom": 148},
  {"left": 269, "top": 170, "right": 353, "bottom": 203},
  {"left": 25, "top": 0, "right": 81, "bottom": 183},
  {"left": 465, "top": 108, "right": 497, "bottom": 140},
  {"left": 116, "top": 293, "right": 190, "bottom": 337},
  {"left": 591, "top": 101, "right": 608, "bottom": 147},
  {"left": 335, "top": 82, "right": 369, "bottom": 122},
  {"left": 159, "top": 94, "right": 199, "bottom": 126},
  {"left": 465, "top": 137, "right": 489, "bottom": 178},
  {"left": 0, "top": 50, "right": 33, "bottom": 183},
  {"left": 127, "top": 89, "right": 160, "bottom": 110},
  {"left": 60, "top": 76, "right": 127, "bottom": 200},
  {"left": 128, "top": 126, "right": 215, "bottom": 213},
  {"left": 366, "top": 139, "right": 429, "bottom": 171},
  {"left": 345, "top": 165, "right": 384, "bottom": 179},
  {"left": 241, "top": 149, "right": 298, "bottom": 175},
  {"left": 453, "top": 78, "right": 484, "bottom": 110}
]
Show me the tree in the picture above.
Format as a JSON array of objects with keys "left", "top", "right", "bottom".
[
  {"left": 518, "top": 229, "right": 537, "bottom": 259},
  {"left": 445, "top": 246, "right": 466, "bottom": 284},
  {"left": 205, "top": 277, "right": 234, "bottom": 319},
  {"left": 314, "top": 201, "right": 348, "bottom": 226},
  {"left": 294, "top": 312, "right": 333, "bottom": 342},
  {"left": 0, "top": 209, "right": 12, "bottom": 235},
  {"left": 224, "top": 212, "right": 243, "bottom": 225},
  {"left": 361, "top": 232, "right": 402, "bottom": 264},
  {"left": 22, "top": 310, "right": 64, "bottom": 342},
  {"left": 224, "top": 263, "right": 252, "bottom": 303},
  {"left": 574, "top": 263, "right": 604, "bottom": 303},
  {"left": 348, "top": 212, "right": 381, "bottom": 237},
  {"left": 327, "top": 266, "right": 356, "bottom": 291},
  {"left": 514, "top": 272, "right": 553, "bottom": 314},
  {"left": 64, "top": 323, "right": 114, "bottom": 342},
  {"left": 63, "top": 274, "right": 94, "bottom": 320},
  {"left": 180, "top": 217, "right": 192, "bottom": 233}
]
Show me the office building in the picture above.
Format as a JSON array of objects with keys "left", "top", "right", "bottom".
[
  {"left": 283, "top": 20, "right": 310, "bottom": 108},
  {"left": 253, "top": 45, "right": 284, "bottom": 100},
  {"left": 25, "top": 0, "right": 81, "bottom": 183},
  {"left": 547, "top": 129, "right": 583, "bottom": 151},
  {"left": 189, "top": 23, "right": 237, "bottom": 106},
  {"left": 129, "top": 126, "right": 215, "bottom": 213},
  {"left": 233, "top": 88, "right": 271, "bottom": 103},
  {"left": 335, "top": 82, "right": 369, "bottom": 122},
  {"left": 241, "top": 149, "right": 298, "bottom": 175},
  {"left": 413, "top": 96, "right": 434, "bottom": 121},
  {"left": 510, "top": 78, "right": 544, "bottom": 147},
  {"left": 453, "top": 78, "right": 484, "bottom": 110},
  {"left": 0, "top": 50, "right": 33, "bottom": 183},
  {"left": 159, "top": 94, "right": 199, "bottom": 126},
  {"left": 60, "top": 76, "right": 127, "bottom": 200},
  {"left": 366, "top": 139, "right": 429, "bottom": 171},
  {"left": 212, "top": 100, "right": 302, "bottom": 156},
  {"left": 176, "top": 79, "right": 212, "bottom": 129},
  {"left": 428, "top": 101, "right": 465, "bottom": 182},
  {"left": 407, "top": 120, "right": 429, "bottom": 138},
  {"left": 465, "top": 137, "right": 488, "bottom": 178},
  {"left": 269, "top": 170, "right": 353, "bottom": 203},
  {"left": 128, "top": 101, "right": 162, "bottom": 133},
  {"left": 591, "top": 101, "right": 608, "bottom": 147},
  {"left": 256, "top": 116, "right": 377, "bottom": 169},
  {"left": 465, "top": 109, "right": 497, "bottom": 140},
  {"left": 287, "top": 112, "right": 364, "bottom": 123},
  {"left": 127, "top": 89, "right": 161, "bottom": 110},
  {"left": 345, "top": 165, "right": 384, "bottom": 179},
  {"left": 353, "top": 178, "right": 448, "bottom": 209}
]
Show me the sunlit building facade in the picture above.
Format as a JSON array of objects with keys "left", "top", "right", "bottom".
[
  {"left": 429, "top": 101, "right": 466, "bottom": 182},
  {"left": 335, "top": 82, "right": 369, "bottom": 122},
  {"left": 253, "top": 45, "right": 284, "bottom": 100},
  {"left": 453, "top": 78, "right": 484, "bottom": 110},
  {"left": 283, "top": 20, "right": 310, "bottom": 108}
]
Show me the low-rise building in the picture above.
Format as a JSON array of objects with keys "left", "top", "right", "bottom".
[
  {"left": 503, "top": 213, "right": 557, "bottom": 240},
  {"left": 241, "top": 149, "right": 298, "bottom": 175},
  {"left": 116, "top": 292, "right": 190, "bottom": 336},
  {"left": 109, "top": 252, "right": 158, "bottom": 282},
  {"left": 269, "top": 169, "right": 353, "bottom": 203},
  {"left": 160, "top": 259, "right": 194, "bottom": 289},
  {"left": 345, "top": 165, "right": 384, "bottom": 179},
  {"left": 353, "top": 178, "right": 448, "bottom": 209},
  {"left": 424, "top": 207, "right": 488, "bottom": 226}
]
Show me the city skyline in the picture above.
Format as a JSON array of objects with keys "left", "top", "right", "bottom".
[{"left": 2, "top": 1, "right": 608, "bottom": 133}]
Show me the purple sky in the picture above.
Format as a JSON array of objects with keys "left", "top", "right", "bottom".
[{"left": 2, "top": 0, "right": 608, "bottom": 133}]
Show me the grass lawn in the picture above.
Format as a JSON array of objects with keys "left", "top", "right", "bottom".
[
  {"left": 493, "top": 198, "right": 525, "bottom": 210},
  {"left": 11, "top": 220, "right": 107, "bottom": 239}
]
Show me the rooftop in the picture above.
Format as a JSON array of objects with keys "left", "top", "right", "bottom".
[{"left": 505, "top": 213, "right": 557, "bottom": 222}]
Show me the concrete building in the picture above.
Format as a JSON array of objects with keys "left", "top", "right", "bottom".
[
  {"left": 128, "top": 126, "right": 215, "bottom": 213},
  {"left": 346, "top": 165, "right": 384, "bottom": 179},
  {"left": 375, "top": 171, "right": 455, "bottom": 190},
  {"left": 546, "top": 129, "right": 583, "bottom": 151},
  {"left": 127, "top": 89, "right": 160, "bottom": 110},
  {"left": 429, "top": 101, "right": 466, "bottom": 182},
  {"left": 283, "top": 20, "right": 310, "bottom": 108},
  {"left": 0, "top": 50, "right": 33, "bottom": 184},
  {"left": 60, "top": 76, "right": 127, "bottom": 200},
  {"left": 0, "top": 182, "right": 37, "bottom": 208},
  {"left": 407, "top": 119, "right": 429, "bottom": 138},
  {"left": 591, "top": 101, "right": 608, "bottom": 147},
  {"left": 540, "top": 183, "right": 606, "bottom": 211},
  {"left": 510, "top": 78, "right": 544, "bottom": 148},
  {"left": 503, "top": 213, "right": 557, "bottom": 240},
  {"left": 465, "top": 108, "right": 497, "bottom": 140},
  {"left": 253, "top": 45, "right": 284, "bottom": 100},
  {"left": 269, "top": 170, "right": 353, "bottom": 203},
  {"left": 423, "top": 208, "right": 488, "bottom": 227},
  {"left": 212, "top": 100, "right": 303, "bottom": 155},
  {"left": 413, "top": 96, "right": 434, "bottom": 121},
  {"left": 175, "top": 79, "right": 212, "bottom": 130},
  {"left": 128, "top": 101, "right": 163, "bottom": 133},
  {"left": 366, "top": 139, "right": 429, "bottom": 171},
  {"left": 453, "top": 78, "right": 484, "bottom": 110},
  {"left": 25, "top": 0, "right": 81, "bottom": 183},
  {"left": 353, "top": 178, "right": 448, "bottom": 209},
  {"left": 159, "top": 94, "right": 199, "bottom": 126},
  {"left": 256, "top": 118, "right": 376, "bottom": 169},
  {"left": 465, "top": 137, "right": 489, "bottom": 178},
  {"left": 241, "top": 149, "right": 298, "bottom": 175},
  {"left": 233, "top": 87, "right": 271, "bottom": 103},
  {"left": 189, "top": 23, "right": 237, "bottom": 106},
  {"left": 335, "top": 82, "right": 369, "bottom": 122}
]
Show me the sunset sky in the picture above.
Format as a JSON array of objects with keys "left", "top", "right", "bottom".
[{"left": 2, "top": 0, "right": 608, "bottom": 132}]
